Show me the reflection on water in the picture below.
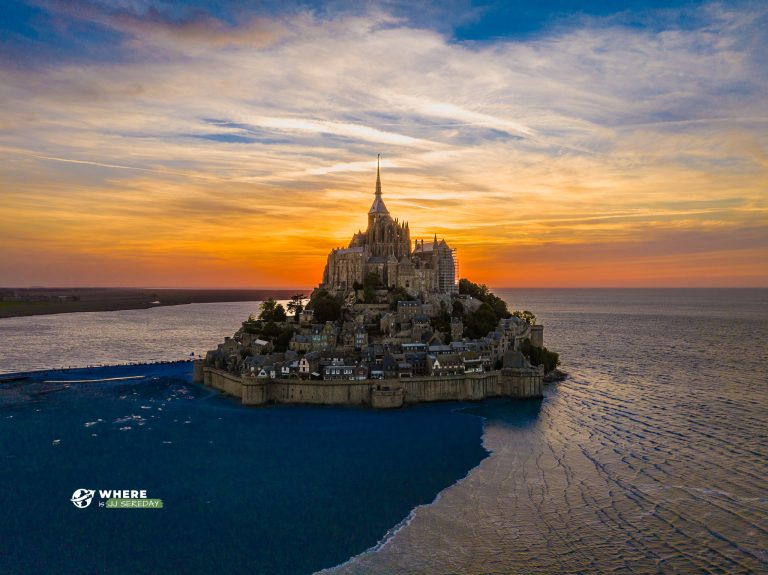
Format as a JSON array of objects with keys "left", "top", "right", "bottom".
[
  {"left": 2, "top": 289, "right": 767, "bottom": 574},
  {"left": 326, "top": 289, "right": 768, "bottom": 574},
  {"left": 0, "top": 301, "right": 263, "bottom": 374}
]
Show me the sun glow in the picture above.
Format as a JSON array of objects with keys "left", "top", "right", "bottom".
[{"left": 0, "top": 3, "right": 766, "bottom": 288}]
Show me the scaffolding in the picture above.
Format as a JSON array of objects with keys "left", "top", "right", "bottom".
[{"left": 438, "top": 247, "right": 459, "bottom": 293}]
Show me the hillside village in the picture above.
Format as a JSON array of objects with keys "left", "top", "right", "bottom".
[{"left": 203, "top": 161, "right": 558, "bottom": 388}]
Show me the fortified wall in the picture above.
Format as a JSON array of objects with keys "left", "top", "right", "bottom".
[{"left": 197, "top": 362, "right": 543, "bottom": 409}]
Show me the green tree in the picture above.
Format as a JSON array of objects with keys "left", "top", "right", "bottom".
[
  {"left": 521, "top": 338, "right": 559, "bottom": 372},
  {"left": 464, "top": 303, "right": 498, "bottom": 339},
  {"left": 259, "top": 298, "right": 278, "bottom": 321},
  {"left": 458, "top": 278, "right": 511, "bottom": 320},
  {"left": 273, "top": 304, "right": 287, "bottom": 322},
  {"left": 388, "top": 286, "right": 415, "bottom": 310},
  {"left": 313, "top": 296, "right": 342, "bottom": 323},
  {"left": 260, "top": 321, "right": 281, "bottom": 340},
  {"left": 286, "top": 294, "right": 306, "bottom": 320},
  {"left": 259, "top": 298, "right": 287, "bottom": 322},
  {"left": 274, "top": 327, "right": 297, "bottom": 353},
  {"left": 458, "top": 278, "right": 490, "bottom": 300},
  {"left": 363, "top": 272, "right": 381, "bottom": 304}
]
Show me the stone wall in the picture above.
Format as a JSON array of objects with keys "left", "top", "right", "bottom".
[
  {"left": 200, "top": 366, "right": 542, "bottom": 408},
  {"left": 267, "top": 380, "right": 370, "bottom": 405},
  {"left": 203, "top": 367, "right": 244, "bottom": 398},
  {"left": 501, "top": 367, "right": 544, "bottom": 399},
  {"left": 399, "top": 373, "right": 500, "bottom": 403},
  {"left": 371, "top": 387, "right": 404, "bottom": 409}
]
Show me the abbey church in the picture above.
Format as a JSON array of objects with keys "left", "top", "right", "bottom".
[{"left": 321, "top": 158, "right": 458, "bottom": 297}]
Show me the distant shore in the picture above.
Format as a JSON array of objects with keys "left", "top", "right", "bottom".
[{"left": 0, "top": 288, "right": 307, "bottom": 319}]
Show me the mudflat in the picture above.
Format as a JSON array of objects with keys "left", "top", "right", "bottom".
[{"left": 0, "top": 288, "right": 305, "bottom": 318}]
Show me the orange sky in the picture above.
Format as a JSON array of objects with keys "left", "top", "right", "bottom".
[{"left": 1, "top": 5, "right": 766, "bottom": 288}]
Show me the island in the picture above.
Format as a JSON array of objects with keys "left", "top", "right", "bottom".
[{"left": 195, "top": 158, "right": 560, "bottom": 408}]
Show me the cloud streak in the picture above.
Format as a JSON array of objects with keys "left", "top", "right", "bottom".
[{"left": 0, "top": 1, "right": 766, "bottom": 287}]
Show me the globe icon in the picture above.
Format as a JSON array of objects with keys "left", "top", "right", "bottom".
[{"left": 71, "top": 489, "right": 95, "bottom": 508}]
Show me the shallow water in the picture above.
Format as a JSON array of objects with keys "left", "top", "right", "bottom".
[
  {"left": 326, "top": 288, "right": 768, "bottom": 574},
  {"left": 1, "top": 289, "right": 767, "bottom": 574},
  {"left": 0, "top": 363, "right": 487, "bottom": 575},
  {"left": 0, "top": 301, "right": 266, "bottom": 373}
]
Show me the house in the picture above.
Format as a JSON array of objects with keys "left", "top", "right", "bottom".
[
  {"left": 397, "top": 361, "right": 413, "bottom": 378},
  {"left": 354, "top": 362, "right": 369, "bottom": 380},
  {"left": 428, "top": 344, "right": 453, "bottom": 357},
  {"left": 300, "top": 308, "right": 314, "bottom": 324},
  {"left": 404, "top": 352, "right": 428, "bottom": 376},
  {"left": 382, "top": 353, "right": 399, "bottom": 379},
  {"left": 281, "top": 360, "right": 300, "bottom": 378},
  {"left": 289, "top": 334, "right": 311, "bottom": 352},
  {"left": 354, "top": 325, "right": 368, "bottom": 349},
  {"left": 428, "top": 353, "right": 464, "bottom": 376},
  {"left": 370, "top": 361, "right": 384, "bottom": 379},
  {"left": 402, "top": 342, "right": 427, "bottom": 353},
  {"left": 396, "top": 300, "right": 421, "bottom": 322},
  {"left": 322, "top": 363, "right": 356, "bottom": 380},
  {"left": 298, "top": 351, "right": 321, "bottom": 377},
  {"left": 256, "top": 364, "right": 277, "bottom": 378},
  {"left": 251, "top": 338, "right": 271, "bottom": 354},
  {"left": 461, "top": 351, "right": 484, "bottom": 373},
  {"left": 243, "top": 355, "right": 266, "bottom": 375}
]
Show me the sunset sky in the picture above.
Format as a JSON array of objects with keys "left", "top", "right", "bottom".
[{"left": 1, "top": 0, "right": 766, "bottom": 288}]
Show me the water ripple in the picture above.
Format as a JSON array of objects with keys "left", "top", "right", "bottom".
[{"left": 324, "top": 289, "right": 768, "bottom": 574}]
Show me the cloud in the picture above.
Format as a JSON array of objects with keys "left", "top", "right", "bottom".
[
  {"left": 0, "top": 1, "right": 766, "bottom": 287},
  {"left": 33, "top": 0, "right": 286, "bottom": 52}
]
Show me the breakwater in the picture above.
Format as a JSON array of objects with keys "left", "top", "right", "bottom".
[{"left": 197, "top": 363, "right": 543, "bottom": 408}]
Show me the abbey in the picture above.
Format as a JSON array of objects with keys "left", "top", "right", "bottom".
[
  {"left": 322, "top": 157, "right": 458, "bottom": 296},
  {"left": 197, "top": 156, "right": 554, "bottom": 408}
]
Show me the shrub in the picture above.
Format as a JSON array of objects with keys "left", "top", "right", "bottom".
[
  {"left": 464, "top": 302, "right": 498, "bottom": 339},
  {"left": 521, "top": 338, "right": 559, "bottom": 372},
  {"left": 313, "top": 296, "right": 342, "bottom": 323},
  {"left": 458, "top": 278, "right": 511, "bottom": 319}
]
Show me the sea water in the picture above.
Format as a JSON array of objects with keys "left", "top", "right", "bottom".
[
  {"left": 327, "top": 288, "right": 768, "bottom": 574},
  {"left": 0, "top": 363, "right": 487, "bottom": 574},
  {"left": 1, "top": 289, "right": 767, "bottom": 574}
]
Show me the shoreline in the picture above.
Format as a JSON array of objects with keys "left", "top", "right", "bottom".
[
  {"left": 0, "top": 288, "right": 305, "bottom": 319},
  {"left": 319, "top": 401, "right": 496, "bottom": 574},
  {"left": 0, "top": 359, "right": 195, "bottom": 381}
]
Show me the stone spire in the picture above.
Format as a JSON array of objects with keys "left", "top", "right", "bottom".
[{"left": 368, "top": 154, "right": 389, "bottom": 215}]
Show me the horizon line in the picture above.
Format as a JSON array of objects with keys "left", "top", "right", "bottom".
[{"left": 2, "top": 285, "right": 766, "bottom": 290}]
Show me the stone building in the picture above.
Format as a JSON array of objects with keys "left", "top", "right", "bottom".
[{"left": 321, "top": 157, "right": 458, "bottom": 297}]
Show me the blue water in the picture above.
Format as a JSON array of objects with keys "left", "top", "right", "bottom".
[
  {"left": 328, "top": 288, "right": 768, "bottom": 574},
  {"left": 2, "top": 288, "right": 767, "bottom": 574},
  {"left": 0, "top": 363, "right": 488, "bottom": 575}
]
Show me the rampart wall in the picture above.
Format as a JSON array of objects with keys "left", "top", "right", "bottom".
[{"left": 199, "top": 363, "right": 542, "bottom": 408}]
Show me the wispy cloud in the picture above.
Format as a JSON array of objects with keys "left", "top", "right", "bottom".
[{"left": 0, "top": 1, "right": 766, "bottom": 287}]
